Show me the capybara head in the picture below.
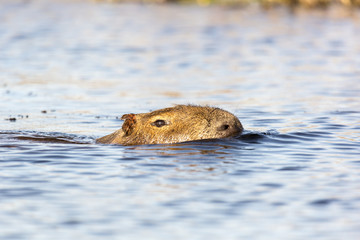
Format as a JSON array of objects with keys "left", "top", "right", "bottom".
[{"left": 96, "top": 105, "right": 243, "bottom": 146}]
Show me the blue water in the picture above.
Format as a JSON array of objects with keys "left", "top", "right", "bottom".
[{"left": 1, "top": 1, "right": 360, "bottom": 239}]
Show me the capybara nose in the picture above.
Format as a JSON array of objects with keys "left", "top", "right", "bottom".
[
  {"left": 217, "top": 121, "right": 242, "bottom": 136},
  {"left": 233, "top": 124, "right": 242, "bottom": 134}
]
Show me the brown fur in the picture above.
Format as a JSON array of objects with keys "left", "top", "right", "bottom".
[{"left": 96, "top": 105, "right": 243, "bottom": 146}]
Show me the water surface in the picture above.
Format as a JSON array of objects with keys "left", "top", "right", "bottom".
[{"left": 1, "top": 1, "right": 360, "bottom": 239}]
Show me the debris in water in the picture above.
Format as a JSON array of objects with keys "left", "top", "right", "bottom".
[{"left": 5, "top": 117, "right": 17, "bottom": 122}]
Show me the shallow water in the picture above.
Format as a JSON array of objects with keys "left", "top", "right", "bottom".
[{"left": 1, "top": 0, "right": 360, "bottom": 239}]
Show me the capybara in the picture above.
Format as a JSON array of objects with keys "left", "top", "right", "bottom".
[{"left": 96, "top": 105, "right": 243, "bottom": 145}]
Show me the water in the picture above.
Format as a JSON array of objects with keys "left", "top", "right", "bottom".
[{"left": 1, "top": 0, "right": 360, "bottom": 239}]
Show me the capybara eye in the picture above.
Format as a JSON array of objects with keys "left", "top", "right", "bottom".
[
  {"left": 218, "top": 124, "right": 230, "bottom": 131},
  {"left": 151, "top": 119, "right": 167, "bottom": 127}
]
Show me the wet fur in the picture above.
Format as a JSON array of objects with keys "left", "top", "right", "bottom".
[{"left": 96, "top": 105, "right": 243, "bottom": 146}]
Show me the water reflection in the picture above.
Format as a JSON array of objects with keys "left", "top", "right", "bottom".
[{"left": 130, "top": 140, "right": 238, "bottom": 156}]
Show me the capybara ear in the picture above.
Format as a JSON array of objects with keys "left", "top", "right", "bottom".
[{"left": 121, "top": 114, "right": 136, "bottom": 136}]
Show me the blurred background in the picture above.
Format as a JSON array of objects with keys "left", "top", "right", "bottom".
[
  {"left": 1, "top": 0, "right": 359, "bottom": 137},
  {"left": 98, "top": 0, "right": 360, "bottom": 8}
]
